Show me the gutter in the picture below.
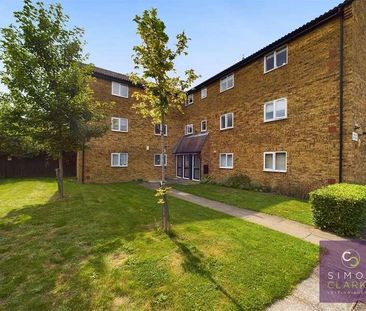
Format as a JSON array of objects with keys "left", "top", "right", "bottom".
[
  {"left": 189, "top": 0, "right": 353, "bottom": 93},
  {"left": 339, "top": 7, "right": 345, "bottom": 183}
]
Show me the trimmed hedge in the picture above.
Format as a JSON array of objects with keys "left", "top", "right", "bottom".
[{"left": 309, "top": 183, "right": 366, "bottom": 237}]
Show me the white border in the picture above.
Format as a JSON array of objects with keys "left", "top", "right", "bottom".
[
  {"left": 201, "top": 120, "right": 207, "bottom": 132},
  {"left": 264, "top": 46, "right": 288, "bottom": 74},
  {"left": 111, "top": 153, "right": 128, "bottom": 167},
  {"left": 263, "top": 151, "right": 287, "bottom": 173},
  {"left": 220, "top": 113, "right": 234, "bottom": 130},
  {"left": 263, "top": 98, "right": 288, "bottom": 122},
  {"left": 219, "top": 153, "right": 234, "bottom": 169},
  {"left": 111, "top": 81, "right": 129, "bottom": 98},
  {"left": 111, "top": 117, "right": 128, "bottom": 132}
]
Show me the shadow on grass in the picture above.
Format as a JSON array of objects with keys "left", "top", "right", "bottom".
[
  {"left": 0, "top": 179, "right": 230, "bottom": 310},
  {"left": 169, "top": 231, "right": 244, "bottom": 311}
]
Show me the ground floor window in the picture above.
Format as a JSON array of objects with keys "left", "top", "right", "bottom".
[
  {"left": 219, "top": 153, "right": 233, "bottom": 169},
  {"left": 263, "top": 152, "right": 287, "bottom": 172},
  {"left": 111, "top": 153, "right": 128, "bottom": 167},
  {"left": 154, "top": 154, "right": 167, "bottom": 166}
]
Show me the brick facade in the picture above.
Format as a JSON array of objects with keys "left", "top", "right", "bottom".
[{"left": 78, "top": 0, "right": 366, "bottom": 196}]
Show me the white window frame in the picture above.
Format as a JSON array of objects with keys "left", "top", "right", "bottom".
[
  {"left": 111, "top": 81, "right": 129, "bottom": 98},
  {"left": 201, "top": 88, "right": 207, "bottom": 99},
  {"left": 154, "top": 154, "right": 167, "bottom": 167},
  {"left": 264, "top": 46, "right": 288, "bottom": 73},
  {"left": 111, "top": 153, "right": 128, "bottom": 167},
  {"left": 185, "top": 124, "right": 194, "bottom": 135},
  {"left": 263, "top": 152, "right": 287, "bottom": 173},
  {"left": 220, "top": 112, "right": 234, "bottom": 130},
  {"left": 219, "top": 153, "right": 234, "bottom": 169},
  {"left": 201, "top": 120, "right": 207, "bottom": 132},
  {"left": 264, "top": 98, "right": 288, "bottom": 122},
  {"left": 111, "top": 117, "right": 128, "bottom": 132},
  {"left": 186, "top": 94, "right": 194, "bottom": 106},
  {"left": 220, "top": 74, "right": 234, "bottom": 93},
  {"left": 154, "top": 124, "right": 168, "bottom": 136}
]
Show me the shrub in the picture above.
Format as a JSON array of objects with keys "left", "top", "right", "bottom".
[
  {"left": 200, "top": 175, "right": 216, "bottom": 185},
  {"left": 223, "top": 173, "right": 251, "bottom": 189},
  {"left": 309, "top": 183, "right": 366, "bottom": 237}
]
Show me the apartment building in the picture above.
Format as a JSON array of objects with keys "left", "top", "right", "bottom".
[{"left": 77, "top": 0, "right": 366, "bottom": 196}]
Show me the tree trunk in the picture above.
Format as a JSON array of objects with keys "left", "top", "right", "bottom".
[
  {"left": 57, "top": 151, "right": 64, "bottom": 198},
  {"left": 160, "top": 113, "right": 170, "bottom": 233}
]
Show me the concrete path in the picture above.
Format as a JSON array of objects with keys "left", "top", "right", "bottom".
[
  {"left": 142, "top": 183, "right": 363, "bottom": 310},
  {"left": 168, "top": 188, "right": 345, "bottom": 245}
]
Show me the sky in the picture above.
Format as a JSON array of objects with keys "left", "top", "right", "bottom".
[{"left": 0, "top": 0, "right": 343, "bottom": 92}]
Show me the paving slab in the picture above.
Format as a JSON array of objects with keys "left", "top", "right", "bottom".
[{"left": 268, "top": 267, "right": 357, "bottom": 311}]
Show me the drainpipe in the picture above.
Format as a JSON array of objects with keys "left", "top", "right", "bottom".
[{"left": 338, "top": 7, "right": 344, "bottom": 183}]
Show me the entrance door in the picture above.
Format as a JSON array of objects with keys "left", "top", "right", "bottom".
[
  {"left": 192, "top": 155, "right": 200, "bottom": 181},
  {"left": 176, "top": 154, "right": 200, "bottom": 181},
  {"left": 176, "top": 155, "right": 183, "bottom": 178},
  {"left": 183, "top": 155, "right": 192, "bottom": 179}
]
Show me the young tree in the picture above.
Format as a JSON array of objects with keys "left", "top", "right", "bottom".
[
  {"left": 131, "top": 8, "right": 198, "bottom": 232},
  {"left": 0, "top": 0, "right": 106, "bottom": 197}
]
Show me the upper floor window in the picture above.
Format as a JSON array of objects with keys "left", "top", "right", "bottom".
[
  {"left": 264, "top": 46, "right": 288, "bottom": 73},
  {"left": 154, "top": 154, "right": 167, "bottom": 167},
  {"left": 219, "top": 153, "right": 234, "bottom": 169},
  {"left": 186, "top": 94, "right": 194, "bottom": 106},
  {"left": 154, "top": 124, "right": 168, "bottom": 136},
  {"left": 111, "top": 153, "right": 128, "bottom": 167},
  {"left": 201, "top": 120, "right": 207, "bottom": 132},
  {"left": 263, "top": 152, "right": 287, "bottom": 173},
  {"left": 111, "top": 117, "right": 128, "bottom": 132},
  {"left": 264, "top": 98, "right": 287, "bottom": 122},
  {"left": 185, "top": 124, "right": 193, "bottom": 135},
  {"left": 220, "top": 74, "right": 234, "bottom": 92},
  {"left": 201, "top": 88, "right": 207, "bottom": 99},
  {"left": 220, "top": 112, "right": 234, "bottom": 130},
  {"left": 112, "top": 81, "right": 129, "bottom": 98}
]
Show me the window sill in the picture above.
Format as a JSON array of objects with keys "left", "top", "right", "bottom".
[
  {"left": 264, "top": 63, "right": 288, "bottom": 74},
  {"left": 111, "top": 166, "right": 128, "bottom": 168},
  {"left": 111, "top": 129, "right": 128, "bottom": 133},
  {"left": 220, "top": 127, "right": 234, "bottom": 131},
  {"left": 154, "top": 134, "right": 168, "bottom": 137},
  {"left": 264, "top": 117, "right": 287, "bottom": 123},
  {"left": 263, "top": 169, "right": 287, "bottom": 173},
  {"left": 219, "top": 167, "right": 233, "bottom": 170},
  {"left": 111, "top": 94, "right": 128, "bottom": 98},
  {"left": 219, "top": 85, "right": 234, "bottom": 93}
]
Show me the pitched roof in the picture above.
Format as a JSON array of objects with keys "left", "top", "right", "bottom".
[
  {"left": 189, "top": 0, "right": 353, "bottom": 93},
  {"left": 173, "top": 133, "right": 209, "bottom": 154},
  {"left": 92, "top": 66, "right": 131, "bottom": 83}
]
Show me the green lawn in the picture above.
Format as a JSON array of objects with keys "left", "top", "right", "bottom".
[
  {"left": 173, "top": 184, "right": 313, "bottom": 226},
  {"left": 0, "top": 178, "right": 318, "bottom": 310}
]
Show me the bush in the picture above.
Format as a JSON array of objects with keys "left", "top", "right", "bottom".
[
  {"left": 309, "top": 183, "right": 366, "bottom": 237},
  {"left": 223, "top": 173, "right": 251, "bottom": 189},
  {"left": 200, "top": 175, "right": 216, "bottom": 185}
]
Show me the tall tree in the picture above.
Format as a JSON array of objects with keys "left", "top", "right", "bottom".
[
  {"left": 0, "top": 0, "right": 106, "bottom": 197},
  {"left": 131, "top": 8, "right": 198, "bottom": 232}
]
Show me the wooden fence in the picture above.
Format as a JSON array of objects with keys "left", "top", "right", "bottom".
[{"left": 0, "top": 152, "right": 76, "bottom": 178}]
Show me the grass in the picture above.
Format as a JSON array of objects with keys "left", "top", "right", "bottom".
[
  {"left": 0, "top": 178, "right": 318, "bottom": 310},
  {"left": 172, "top": 183, "right": 313, "bottom": 226}
]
